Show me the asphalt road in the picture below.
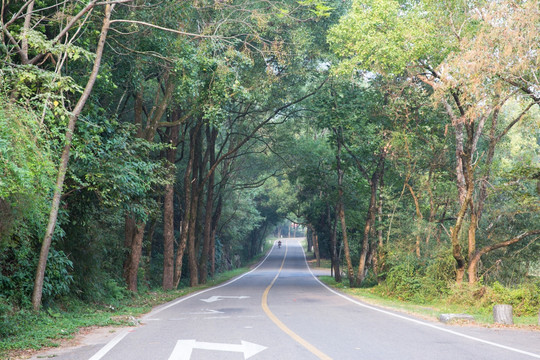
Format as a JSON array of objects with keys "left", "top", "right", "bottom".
[{"left": 31, "top": 239, "right": 540, "bottom": 360}]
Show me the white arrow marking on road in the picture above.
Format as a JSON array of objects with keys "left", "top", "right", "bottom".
[
  {"left": 187, "top": 309, "right": 224, "bottom": 315},
  {"left": 168, "top": 339, "right": 267, "bottom": 360},
  {"left": 200, "top": 295, "right": 250, "bottom": 303}
]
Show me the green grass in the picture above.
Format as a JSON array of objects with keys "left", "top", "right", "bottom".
[
  {"left": 317, "top": 275, "right": 540, "bottom": 328},
  {"left": 0, "top": 265, "right": 257, "bottom": 360}
]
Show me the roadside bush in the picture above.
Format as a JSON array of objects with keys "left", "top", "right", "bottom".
[
  {"left": 420, "top": 249, "right": 455, "bottom": 298},
  {"left": 446, "top": 280, "right": 540, "bottom": 316},
  {"left": 0, "top": 247, "right": 73, "bottom": 308},
  {"left": 383, "top": 254, "right": 423, "bottom": 301},
  {"left": 0, "top": 296, "right": 14, "bottom": 338},
  {"left": 485, "top": 281, "right": 540, "bottom": 316}
]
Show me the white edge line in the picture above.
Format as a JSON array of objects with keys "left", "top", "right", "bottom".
[
  {"left": 88, "top": 242, "right": 278, "bottom": 360},
  {"left": 88, "top": 330, "right": 129, "bottom": 360},
  {"left": 298, "top": 241, "right": 540, "bottom": 359}
]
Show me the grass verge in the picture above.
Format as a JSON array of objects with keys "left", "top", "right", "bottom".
[
  {"left": 310, "top": 264, "right": 540, "bottom": 330},
  {"left": 1, "top": 264, "right": 260, "bottom": 360}
]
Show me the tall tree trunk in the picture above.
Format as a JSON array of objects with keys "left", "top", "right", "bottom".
[
  {"left": 32, "top": 3, "right": 115, "bottom": 311},
  {"left": 468, "top": 212, "right": 477, "bottom": 261},
  {"left": 335, "top": 128, "right": 354, "bottom": 286},
  {"left": 442, "top": 97, "right": 467, "bottom": 207},
  {"left": 356, "top": 176, "right": 379, "bottom": 286},
  {"left": 451, "top": 154, "right": 473, "bottom": 284},
  {"left": 123, "top": 215, "right": 135, "bottom": 281},
  {"left": 374, "top": 172, "right": 384, "bottom": 280},
  {"left": 306, "top": 227, "right": 313, "bottom": 252},
  {"left": 187, "top": 124, "right": 203, "bottom": 287},
  {"left": 308, "top": 224, "right": 321, "bottom": 267},
  {"left": 455, "top": 121, "right": 467, "bottom": 206},
  {"left": 162, "top": 123, "right": 179, "bottom": 290},
  {"left": 341, "top": 140, "right": 387, "bottom": 287},
  {"left": 406, "top": 183, "right": 423, "bottom": 257},
  {"left": 126, "top": 221, "right": 145, "bottom": 291},
  {"left": 328, "top": 206, "right": 341, "bottom": 282},
  {"left": 378, "top": 176, "right": 384, "bottom": 248},
  {"left": 174, "top": 124, "right": 200, "bottom": 287},
  {"left": 199, "top": 127, "right": 217, "bottom": 284},
  {"left": 467, "top": 103, "right": 533, "bottom": 282},
  {"left": 210, "top": 194, "right": 223, "bottom": 277},
  {"left": 208, "top": 154, "right": 232, "bottom": 277},
  {"left": 313, "top": 232, "right": 320, "bottom": 268},
  {"left": 162, "top": 182, "right": 175, "bottom": 290},
  {"left": 188, "top": 186, "right": 200, "bottom": 286}
]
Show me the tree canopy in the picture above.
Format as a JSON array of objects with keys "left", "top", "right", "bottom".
[{"left": 1, "top": 0, "right": 538, "bottom": 320}]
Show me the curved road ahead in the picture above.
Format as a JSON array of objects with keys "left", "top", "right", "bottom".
[{"left": 36, "top": 239, "right": 540, "bottom": 360}]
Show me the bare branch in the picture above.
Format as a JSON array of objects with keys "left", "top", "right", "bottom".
[
  {"left": 29, "top": 0, "right": 99, "bottom": 65},
  {"left": 110, "top": 19, "right": 232, "bottom": 39},
  {"left": 496, "top": 101, "right": 535, "bottom": 143}
]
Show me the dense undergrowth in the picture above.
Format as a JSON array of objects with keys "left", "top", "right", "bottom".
[
  {"left": 320, "top": 273, "right": 540, "bottom": 325},
  {"left": 371, "top": 252, "right": 540, "bottom": 318},
  {"left": 309, "top": 247, "right": 540, "bottom": 325}
]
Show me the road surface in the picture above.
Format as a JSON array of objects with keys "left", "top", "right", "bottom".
[{"left": 30, "top": 239, "right": 540, "bottom": 360}]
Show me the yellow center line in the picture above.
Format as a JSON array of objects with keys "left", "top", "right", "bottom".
[{"left": 261, "top": 242, "right": 333, "bottom": 360}]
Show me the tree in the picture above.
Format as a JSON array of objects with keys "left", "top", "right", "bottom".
[
  {"left": 24, "top": 1, "right": 118, "bottom": 311},
  {"left": 327, "top": 0, "right": 540, "bottom": 284}
]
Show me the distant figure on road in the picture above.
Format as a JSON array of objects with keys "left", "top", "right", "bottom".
[{"left": 278, "top": 240, "right": 282, "bottom": 249}]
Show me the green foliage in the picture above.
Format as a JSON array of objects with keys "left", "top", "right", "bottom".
[
  {"left": 70, "top": 118, "right": 168, "bottom": 222},
  {"left": 327, "top": 0, "right": 437, "bottom": 74},
  {"left": 421, "top": 250, "right": 456, "bottom": 297},
  {"left": 1, "top": 1, "right": 538, "bottom": 354},
  {"left": 447, "top": 281, "right": 540, "bottom": 317},
  {"left": 0, "top": 267, "right": 251, "bottom": 357},
  {"left": 0, "top": 247, "right": 73, "bottom": 308},
  {"left": 488, "top": 281, "right": 540, "bottom": 316},
  {"left": 0, "top": 96, "right": 54, "bottom": 204},
  {"left": 220, "top": 188, "right": 264, "bottom": 250},
  {"left": 381, "top": 254, "right": 423, "bottom": 301},
  {"left": 376, "top": 248, "right": 455, "bottom": 302},
  {"left": 298, "top": 0, "right": 335, "bottom": 17},
  {"left": 17, "top": 29, "right": 94, "bottom": 62}
]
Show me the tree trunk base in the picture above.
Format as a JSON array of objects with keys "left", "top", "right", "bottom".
[{"left": 493, "top": 304, "right": 513, "bottom": 325}]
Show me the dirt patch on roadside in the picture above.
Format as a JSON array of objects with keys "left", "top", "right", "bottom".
[{"left": 7, "top": 325, "right": 135, "bottom": 360}]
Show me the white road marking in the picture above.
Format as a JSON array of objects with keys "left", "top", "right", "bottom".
[
  {"left": 168, "top": 339, "right": 267, "bottom": 360},
  {"left": 204, "top": 316, "right": 231, "bottom": 319},
  {"left": 88, "top": 330, "right": 129, "bottom": 360},
  {"left": 88, "top": 247, "right": 276, "bottom": 360},
  {"left": 200, "top": 295, "right": 250, "bottom": 303},
  {"left": 299, "top": 241, "right": 540, "bottom": 359},
  {"left": 187, "top": 309, "right": 224, "bottom": 315}
]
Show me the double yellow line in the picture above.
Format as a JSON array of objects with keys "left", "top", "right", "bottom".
[{"left": 261, "top": 242, "right": 332, "bottom": 360}]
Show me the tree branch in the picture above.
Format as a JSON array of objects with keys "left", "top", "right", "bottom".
[
  {"left": 472, "top": 230, "right": 540, "bottom": 260},
  {"left": 496, "top": 101, "right": 535, "bottom": 143}
]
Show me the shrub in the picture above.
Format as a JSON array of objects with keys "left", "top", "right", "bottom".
[
  {"left": 420, "top": 249, "right": 455, "bottom": 298},
  {"left": 383, "top": 254, "right": 423, "bottom": 301},
  {"left": 0, "top": 247, "right": 73, "bottom": 307},
  {"left": 446, "top": 280, "right": 540, "bottom": 316},
  {"left": 484, "top": 281, "right": 540, "bottom": 316}
]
